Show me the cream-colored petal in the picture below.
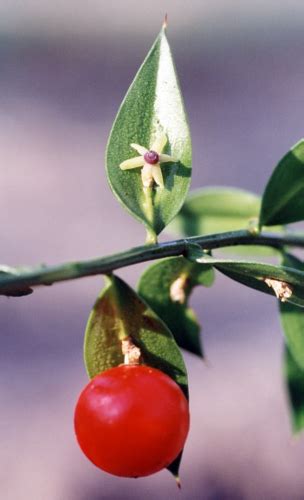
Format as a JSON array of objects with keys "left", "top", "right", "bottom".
[
  {"left": 120, "top": 156, "right": 145, "bottom": 170},
  {"left": 141, "top": 163, "right": 154, "bottom": 187},
  {"left": 159, "top": 153, "right": 177, "bottom": 163},
  {"left": 151, "top": 133, "right": 167, "bottom": 154},
  {"left": 130, "top": 143, "right": 148, "bottom": 155},
  {"left": 152, "top": 164, "right": 164, "bottom": 188}
]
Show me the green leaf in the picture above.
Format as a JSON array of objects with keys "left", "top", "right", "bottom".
[
  {"left": 168, "top": 187, "right": 279, "bottom": 256},
  {"left": 280, "top": 254, "right": 304, "bottom": 370},
  {"left": 170, "top": 187, "right": 260, "bottom": 234},
  {"left": 84, "top": 274, "right": 188, "bottom": 396},
  {"left": 138, "top": 256, "right": 215, "bottom": 357},
  {"left": 187, "top": 248, "right": 304, "bottom": 307},
  {"left": 284, "top": 345, "right": 304, "bottom": 434},
  {"left": 106, "top": 26, "right": 192, "bottom": 237},
  {"left": 260, "top": 139, "right": 304, "bottom": 227}
]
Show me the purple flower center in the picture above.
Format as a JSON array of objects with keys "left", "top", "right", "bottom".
[{"left": 144, "top": 150, "right": 159, "bottom": 165}]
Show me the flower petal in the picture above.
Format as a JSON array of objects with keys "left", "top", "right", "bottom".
[
  {"left": 120, "top": 156, "right": 145, "bottom": 170},
  {"left": 152, "top": 164, "right": 164, "bottom": 188},
  {"left": 151, "top": 133, "right": 167, "bottom": 154},
  {"left": 130, "top": 143, "right": 148, "bottom": 155},
  {"left": 159, "top": 153, "right": 177, "bottom": 163},
  {"left": 141, "top": 163, "right": 154, "bottom": 187}
]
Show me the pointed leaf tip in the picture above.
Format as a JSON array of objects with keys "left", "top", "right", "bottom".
[{"left": 106, "top": 27, "right": 191, "bottom": 236}]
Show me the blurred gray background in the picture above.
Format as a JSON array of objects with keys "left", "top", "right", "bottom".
[{"left": 1, "top": 1, "right": 304, "bottom": 499}]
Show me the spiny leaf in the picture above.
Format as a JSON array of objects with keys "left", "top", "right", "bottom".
[
  {"left": 138, "top": 256, "right": 214, "bottom": 357},
  {"left": 280, "top": 254, "right": 304, "bottom": 370},
  {"left": 187, "top": 248, "right": 304, "bottom": 307},
  {"left": 284, "top": 345, "right": 304, "bottom": 434},
  {"left": 166, "top": 452, "right": 182, "bottom": 486},
  {"left": 106, "top": 26, "right": 191, "bottom": 237},
  {"left": 260, "top": 139, "right": 304, "bottom": 227},
  {"left": 84, "top": 274, "right": 188, "bottom": 395}
]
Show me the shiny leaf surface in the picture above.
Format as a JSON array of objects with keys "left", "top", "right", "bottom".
[
  {"left": 84, "top": 274, "right": 188, "bottom": 395},
  {"left": 106, "top": 26, "right": 191, "bottom": 237},
  {"left": 187, "top": 248, "right": 304, "bottom": 307},
  {"left": 280, "top": 254, "right": 304, "bottom": 370},
  {"left": 260, "top": 139, "right": 304, "bottom": 226}
]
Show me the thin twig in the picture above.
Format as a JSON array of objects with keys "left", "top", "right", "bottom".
[{"left": 0, "top": 230, "right": 304, "bottom": 295}]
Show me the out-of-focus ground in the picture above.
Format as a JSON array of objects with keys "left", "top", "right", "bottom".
[{"left": 1, "top": 2, "right": 304, "bottom": 499}]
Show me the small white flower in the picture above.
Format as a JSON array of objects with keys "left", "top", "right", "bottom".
[
  {"left": 264, "top": 278, "right": 293, "bottom": 302},
  {"left": 119, "top": 133, "right": 176, "bottom": 188}
]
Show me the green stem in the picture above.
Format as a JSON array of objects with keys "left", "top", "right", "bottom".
[
  {"left": 143, "top": 187, "right": 158, "bottom": 244},
  {"left": 145, "top": 228, "right": 158, "bottom": 245},
  {"left": 1, "top": 230, "right": 304, "bottom": 295}
]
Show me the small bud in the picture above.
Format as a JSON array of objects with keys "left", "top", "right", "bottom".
[
  {"left": 264, "top": 278, "right": 293, "bottom": 302},
  {"left": 144, "top": 150, "right": 159, "bottom": 165},
  {"left": 247, "top": 217, "right": 260, "bottom": 235}
]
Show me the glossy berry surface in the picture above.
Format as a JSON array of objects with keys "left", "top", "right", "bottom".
[
  {"left": 144, "top": 150, "right": 159, "bottom": 164},
  {"left": 74, "top": 364, "right": 189, "bottom": 477}
]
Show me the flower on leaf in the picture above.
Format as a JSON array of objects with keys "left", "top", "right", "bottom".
[{"left": 119, "top": 133, "right": 176, "bottom": 188}]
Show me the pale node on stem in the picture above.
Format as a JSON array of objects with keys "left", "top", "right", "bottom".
[
  {"left": 119, "top": 133, "right": 177, "bottom": 189},
  {"left": 121, "top": 337, "right": 141, "bottom": 365},
  {"left": 170, "top": 273, "right": 188, "bottom": 304},
  {"left": 264, "top": 278, "right": 293, "bottom": 302},
  {"left": 247, "top": 217, "right": 260, "bottom": 235}
]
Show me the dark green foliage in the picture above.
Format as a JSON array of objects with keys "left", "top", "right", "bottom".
[
  {"left": 260, "top": 139, "right": 304, "bottom": 227},
  {"left": 106, "top": 27, "right": 191, "bottom": 238},
  {"left": 138, "top": 256, "right": 214, "bottom": 357}
]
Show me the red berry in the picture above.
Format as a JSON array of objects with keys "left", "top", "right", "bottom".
[{"left": 74, "top": 364, "right": 190, "bottom": 477}]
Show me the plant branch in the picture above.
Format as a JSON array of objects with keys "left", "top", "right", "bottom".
[{"left": 1, "top": 230, "right": 304, "bottom": 295}]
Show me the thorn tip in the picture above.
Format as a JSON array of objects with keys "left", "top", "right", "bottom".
[{"left": 163, "top": 13, "right": 168, "bottom": 29}]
